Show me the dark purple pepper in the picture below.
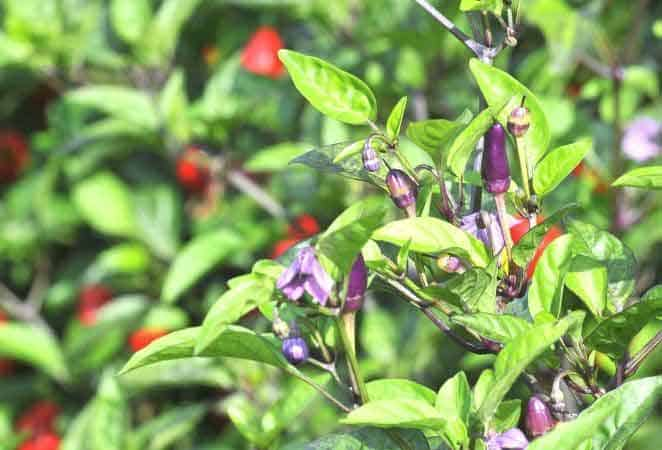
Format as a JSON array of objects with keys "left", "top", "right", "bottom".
[
  {"left": 481, "top": 123, "right": 511, "bottom": 194},
  {"left": 386, "top": 169, "right": 417, "bottom": 210},
  {"left": 362, "top": 139, "right": 381, "bottom": 172},
  {"left": 282, "top": 337, "right": 309, "bottom": 365},
  {"left": 525, "top": 396, "right": 556, "bottom": 438},
  {"left": 344, "top": 256, "right": 367, "bottom": 312},
  {"left": 507, "top": 106, "right": 531, "bottom": 138}
]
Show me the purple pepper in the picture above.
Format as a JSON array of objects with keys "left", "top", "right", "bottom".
[
  {"left": 386, "top": 169, "right": 417, "bottom": 210},
  {"left": 481, "top": 123, "right": 511, "bottom": 194},
  {"left": 344, "top": 255, "right": 367, "bottom": 312},
  {"left": 282, "top": 336, "right": 309, "bottom": 365},
  {"left": 525, "top": 396, "right": 555, "bottom": 438}
]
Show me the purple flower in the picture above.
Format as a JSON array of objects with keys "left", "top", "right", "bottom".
[
  {"left": 277, "top": 246, "right": 334, "bottom": 305},
  {"left": 282, "top": 337, "right": 309, "bottom": 365},
  {"left": 482, "top": 123, "right": 511, "bottom": 194},
  {"left": 526, "top": 396, "right": 555, "bottom": 438},
  {"left": 486, "top": 428, "right": 529, "bottom": 450},
  {"left": 460, "top": 212, "right": 504, "bottom": 255},
  {"left": 622, "top": 117, "right": 662, "bottom": 162},
  {"left": 344, "top": 255, "right": 367, "bottom": 312}
]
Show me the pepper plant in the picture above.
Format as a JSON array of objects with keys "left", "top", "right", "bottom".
[{"left": 120, "top": 1, "right": 662, "bottom": 449}]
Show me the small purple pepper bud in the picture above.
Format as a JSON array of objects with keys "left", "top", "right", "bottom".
[
  {"left": 481, "top": 123, "right": 511, "bottom": 194},
  {"left": 362, "top": 138, "right": 381, "bottom": 172},
  {"left": 344, "top": 255, "right": 367, "bottom": 312},
  {"left": 437, "top": 254, "right": 464, "bottom": 273},
  {"left": 507, "top": 106, "right": 531, "bottom": 138},
  {"left": 386, "top": 169, "right": 417, "bottom": 214},
  {"left": 526, "top": 396, "right": 556, "bottom": 438},
  {"left": 282, "top": 336, "right": 309, "bottom": 365},
  {"left": 272, "top": 316, "right": 290, "bottom": 339}
]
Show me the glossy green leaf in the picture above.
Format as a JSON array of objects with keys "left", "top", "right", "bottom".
[
  {"left": 161, "top": 229, "right": 242, "bottom": 303},
  {"left": 72, "top": 172, "right": 138, "bottom": 238},
  {"left": 528, "top": 234, "right": 574, "bottom": 318},
  {"left": 469, "top": 58, "right": 551, "bottom": 167},
  {"left": 446, "top": 259, "right": 498, "bottom": 313},
  {"left": 586, "top": 286, "right": 662, "bottom": 359},
  {"left": 120, "top": 326, "right": 287, "bottom": 374},
  {"left": 446, "top": 107, "right": 497, "bottom": 177},
  {"left": 279, "top": 50, "right": 377, "bottom": 125},
  {"left": 472, "top": 369, "right": 495, "bottom": 412},
  {"left": 366, "top": 379, "right": 436, "bottom": 404},
  {"left": 478, "top": 315, "right": 577, "bottom": 421},
  {"left": 533, "top": 139, "right": 592, "bottom": 196},
  {"left": 244, "top": 143, "right": 309, "bottom": 172},
  {"left": 341, "top": 399, "right": 445, "bottom": 430},
  {"left": 406, "top": 115, "right": 468, "bottom": 160},
  {"left": 460, "top": 0, "right": 503, "bottom": 14},
  {"left": 386, "top": 96, "right": 407, "bottom": 142},
  {"left": 299, "top": 428, "right": 430, "bottom": 450},
  {"left": 613, "top": 166, "right": 662, "bottom": 190},
  {"left": 371, "top": 217, "right": 489, "bottom": 267},
  {"left": 493, "top": 400, "right": 522, "bottom": 433},
  {"left": 528, "top": 376, "right": 662, "bottom": 450},
  {"left": 331, "top": 140, "right": 366, "bottom": 165},
  {"left": 196, "top": 275, "right": 274, "bottom": 354},
  {"left": 0, "top": 323, "right": 69, "bottom": 381},
  {"left": 565, "top": 255, "right": 608, "bottom": 318},
  {"left": 110, "top": 0, "right": 152, "bottom": 44},
  {"left": 452, "top": 313, "right": 532, "bottom": 344},
  {"left": 435, "top": 371, "right": 471, "bottom": 423}
]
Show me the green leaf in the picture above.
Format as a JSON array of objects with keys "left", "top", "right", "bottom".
[
  {"left": 298, "top": 428, "right": 430, "bottom": 450},
  {"left": 317, "top": 197, "right": 387, "bottom": 274},
  {"left": 161, "top": 229, "right": 242, "bottom": 303},
  {"left": 366, "top": 379, "right": 436, "bottom": 404},
  {"left": 585, "top": 286, "right": 662, "bottom": 359},
  {"left": 565, "top": 255, "right": 608, "bottom": 318},
  {"left": 511, "top": 204, "right": 576, "bottom": 268},
  {"left": 452, "top": 313, "right": 532, "bottom": 344},
  {"left": 244, "top": 143, "right": 308, "bottom": 172},
  {"left": 110, "top": 0, "right": 152, "bottom": 45},
  {"left": 406, "top": 115, "right": 469, "bottom": 159},
  {"left": 459, "top": 0, "right": 503, "bottom": 15},
  {"left": 445, "top": 259, "right": 498, "bottom": 313},
  {"left": 493, "top": 400, "right": 522, "bottom": 433},
  {"left": 472, "top": 369, "right": 495, "bottom": 412},
  {"left": 119, "top": 326, "right": 287, "bottom": 375},
  {"left": 196, "top": 275, "right": 274, "bottom": 354},
  {"left": 568, "top": 220, "right": 636, "bottom": 312},
  {"left": 0, "top": 323, "right": 69, "bottom": 381},
  {"left": 528, "top": 234, "right": 574, "bottom": 318},
  {"left": 446, "top": 107, "right": 497, "bottom": 177},
  {"left": 61, "top": 403, "right": 93, "bottom": 450},
  {"left": 533, "top": 139, "right": 592, "bottom": 196},
  {"left": 159, "top": 69, "right": 190, "bottom": 140},
  {"left": 478, "top": 315, "right": 578, "bottom": 421},
  {"left": 435, "top": 372, "right": 471, "bottom": 423},
  {"left": 371, "top": 217, "right": 489, "bottom": 267},
  {"left": 386, "top": 97, "right": 408, "bottom": 142},
  {"left": 613, "top": 166, "right": 662, "bottom": 190},
  {"left": 118, "top": 359, "right": 233, "bottom": 393},
  {"left": 134, "top": 184, "right": 182, "bottom": 260},
  {"left": 528, "top": 376, "right": 662, "bottom": 450},
  {"left": 341, "top": 399, "right": 445, "bottom": 430},
  {"left": 279, "top": 50, "right": 377, "bottom": 125},
  {"left": 469, "top": 58, "right": 551, "bottom": 168},
  {"left": 132, "top": 404, "right": 207, "bottom": 450},
  {"left": 90, "top": 372, "right": 129, "bottom": 450},
  {"left": 72, "top": 172, "right": 138, "bottom": 238}
]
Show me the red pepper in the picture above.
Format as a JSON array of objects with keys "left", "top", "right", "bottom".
[
  {"left": 18, "top": 432, "right": 61, "bottom": 450},
  {"left": 0, "top": 129, "right": 30, "bottom": 183},
  {"left": 128, "top": 328, "right": 169, "bottom": 353},
  {"left": 0, "top": 311, "right": 14, "bottom": 375},
  {"left": 176, "top": 146, "right": 211, "bottom": 194},
  {"left": 241, "top": 27, "right": 285, "bottom": 79},
  {"left": 77, "top": 284, "right": 113, "bottom": 326},
  {"left": 271, "top": 215, "right": 320, "bottom": 259},
  {"left": 16, "top": 401, "right": 60, "bottom": 438},
  {"left": 510, "top": 215, "right": 563, "bottom": 280}
]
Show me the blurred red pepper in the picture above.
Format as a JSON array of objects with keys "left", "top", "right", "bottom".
[
  {"left": 0, "top": 311, "right": 14, "bottom": 375},
  {"left": 16, "top": 401, "right": 60, "bottom": 438},
  {"left": 176, "top": 146, "right": 211, "bottom": 194},
  {"left": 128, "top": 328, "right": 169, "bottom": 353},
  {"left": 77, "top": 284, "right": 113, "bottom": 326},
  {"left": 201, "top": 44, "right": 221, "bottom": 66},
  {"left": 571, "top": 162, "right": 608, "bottom": 194},
  {"left": 510, "top": 215, "right": 563, "bottom": 280},
  {"left": 241, "top": 27, "right": 285, "bottom": 79},
  {"left": 18, "top": 432, "right": 61, "bottom": 450},
  {"left": 0, "top": 129, "right": 30, "bottom": 183},
  {"left": 271, "top": 214, "right": 320, "bottom": 259}
]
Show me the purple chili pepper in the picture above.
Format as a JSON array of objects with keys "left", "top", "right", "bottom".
[
  {"left": 526, "top": 396, "right": 556, "bottom": 438},
  {"left": 344, "top": 255, "right": 367, "bottom": 312},
  {"left": 482, "top": 123, "right": 511, "bottom": 194}
]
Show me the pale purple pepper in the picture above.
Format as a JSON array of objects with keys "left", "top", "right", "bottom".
[
  {"left": 344, "top": 255, "right": 367, "bottom": 312},
  {"left": 485, "top": 428, "right": 529, "bottom": 450},
  {"left": 362, "top": 139, "right": 381, "bottom": 172},
  {"left": 277, "top": 246, "right": 334, "bottom": 305},
  {"left": 386, "top": 169, "right": 417, "bottom": 210},
  {"left": 482, "top": 123, "right": 511, "bottom": 194},
  {"left": 282, "top": 337, "right": 309, "bottom": 365},
  {"left": 526, "top": 396, "right": 555, "bottom": 438}
]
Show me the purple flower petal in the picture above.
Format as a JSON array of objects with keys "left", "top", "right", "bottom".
[
  {"left": 460, "top": 212, "right": 504, "bottom": 254},
  {"left": 622, "top": 117, "right": 662, "bottom": 162},
  {"left": 495, "top": 428, "right": 529, "bottom": 449},
  {"left": 280, "top": 279, "right": 306, "bottom": 301},
  {"left": 277, "top": 246, "right": 333, "bottom": 304}
]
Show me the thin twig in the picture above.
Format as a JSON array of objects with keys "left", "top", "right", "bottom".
[
  {"left": 285, "top": 367, "right": 352, "bottom": 413},
  {"left": 226, "top": 170, "right": 286, "bottom": 219},
  {"left": 625, "top": 330, "right": 662, "bottom": 378},
  {"left": 26, "top": 258, "right": 50, "bottom": 310}
]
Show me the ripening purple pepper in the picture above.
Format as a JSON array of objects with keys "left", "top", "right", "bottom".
[
  {"left": 282, "top": 336, "right": 309, "bottom": 365},
  {"left": 525, "top": 396, "right": 555, "bottom": 438},
  {"left": 481, "top": 123, "right": 511, "bottom": 194},
  {"left": 362, "top": 139, "right": 381, "bottom": 172},
  {"left": 507, "top": 106, "right": 531, "bottom": 138},
  {"left": 344, "top": 255, "right": 367, "bottom": 312},
  {"left": 386, "top": 169, "right": 417, "bottom": 212}
]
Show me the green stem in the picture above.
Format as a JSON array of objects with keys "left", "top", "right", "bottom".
[
  {"left": 336, "top": 314, "right": 369, "bottom": 404},
  {"left": 285, "top": 366, "right": 351, "bottom": 413},
  {"left": 494, "top": 193, "right": 514, "bottom": 267},
  {"left": 515, "top": 136, "right": 531, "bottom": 200}
]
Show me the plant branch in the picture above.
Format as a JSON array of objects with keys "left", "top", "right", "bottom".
[
  {"left": 625, "top": 330, "right": 662, "bottom": 378},
  {"left": 286, "top": 366, "right": 351, "bottom": 413},
  {"left": 226, "top": 170, "right": 286, "bottom": 219},
  {"left": 336, "top": 315, "right": 369, "bottom": 404}
]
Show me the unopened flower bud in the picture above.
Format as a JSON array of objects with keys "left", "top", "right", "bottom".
[
  {"left": 272, "top": 316, "right": 290, "bottom": 339},
  {"left": 508, "top": 106, "right": 531, "bottom": 138},
  {"left": 386, "top": 169, "right": 417, "bottom": 212},
  {"left": 344, "top": 256, "right": 367, "bottom": 312},
  {"left": 282, "top": 336, "right": 309, "bottom": 365},
  {"left": 481, "top": 123, "right": 511, "bottom": 194},
  {"left": 485, "top": 428, "right": 529, "bottom": 450},
  {"left": 437, "top": 254, "right": 464, "bottom": 273},
  {"left": 526, "top": 396, "right": 556, "bottom": 438},
  {"left": 362, "top": 139, "right": 381, "bottom": 172}
]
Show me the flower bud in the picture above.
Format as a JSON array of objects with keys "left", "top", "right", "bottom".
[
  {"left": 362, "top": 139, "right": 381, "bottom": 172},
  {"left": 386, "top": 169, "right": 417, "bottom": 211},
  {"left": 485, "top": 428, "right": 529, "bottom": 450},
  {"left": 525, "top": 396, "right": 555, "bottom": 438},
  {"left": 272, "top": 316, "right": 290, "bottom": 339},
  {"left": 437, "top": 254, "right": 464, "bottom": 273},
  {"left": 508, "top": 106, "right": 531, "bottom": 138},
  {"left": 344, "top": 256, "right": 367, "bottom": 312},
  {"left": 282, "top": 336, "right": 309, "bottom": 365},
  {"left": 481, "top": 123, "right": 511, "bottom": 194}
]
